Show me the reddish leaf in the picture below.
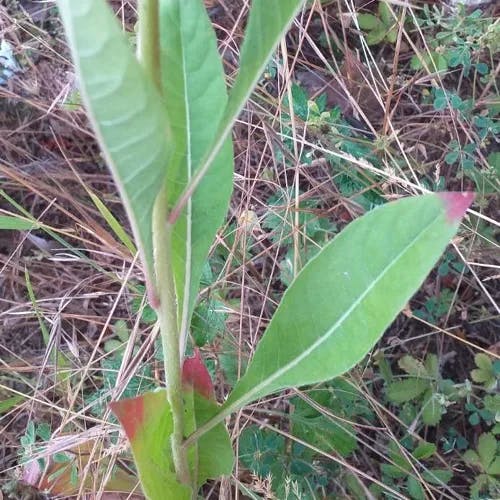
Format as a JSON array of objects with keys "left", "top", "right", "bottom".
[
  {"left": 109, "top": 395, "right": 144, "bottom": 441},
  {"left": 182, "top": 349, "right": 215, "bottom": 400},
  {"left": 110, "top": 391, "right": 191, "bottom": 499}
]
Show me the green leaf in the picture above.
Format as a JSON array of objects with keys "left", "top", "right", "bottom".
[
  {"left": 159, "top": 0, "right": 233, "bottom": 342},
  {"left": 58, "top": 0, "right": 170, "bottom": 295},
  {"left": 382, "top": 464, "right": 407, "bottom": 480},
  {"left": 386, "top": 379, "right": 429, "bottom": 403},
  {"left": 224, "top": 0, "right": 305, "bottom": 129},
  {"left": 224, "top": 193, "right": 474, "bottom": 411},
  {"left": 398, "top": 355, "right": 428, "bottom": 378},
  {"left": 445, "top": 151, "right": 460, "bottom": 165},
  {"left": 88, "top": 191, "right": 137, "bottom": 255},
  {"left": 422, "top": 388, "right": 442, "bottom": 426},
  {"left": 471, "top": 368, "right": 492, "bottom": 383},
  {"left": 0, "top": 215, "right": 37, "bottom": 230},
  {"left": 487, "top": 457, "right": 500, "bottom": 476},
  {"left": 475, "top": 353, "right": 493, "bottom": 371},
  {"left": 410, "top": 55, "right": 423, "bottom": 71},
  {"left": 184, "top": 0, "right": 305, "bottom": 215},
  {"left": 291, "top": 396, "right": 357, "bottom": 457},
  {"left": 412, "top": 441, "right": 436, "bottom": 460},
  {"left": 366, "top": 28, "right": 388, "bottom": 45},
  {"left": 424, "top": 354, "right": 439, "bottom": 379},
  {"left": 110, "top": 391, "right": 191, "bottom": 499},
  {"left": 386, "top": 26, "right": 398, "bottom": 44},
  {"left": 379, "top": 1, "right": 393, "bottom": 27},
  {"left": 193, "top": 393, "right": 234, "bottom": 484},
  {"left": 167, "top": 0, "right": 303, "bottom": 258},
  {"left": 477, "top": 433, "right": 497, "bottom": 470},
  {"left": 0, "top": 395, "right": 25, "bottom": 414},
  {"left": 407, "top": 475, "right": 425, "bottom": 500},
  {"left": 464, "top": 449, "right": 481, "bottom": 468},
  {"left": 421, "top": 469, "right": 453, "bottom": 485},
  {"left": 357, "top": 13, "right": 381, "bottom": 31},
  {"left": 181, "top": 351, "right": 234, "bottom": 485}
]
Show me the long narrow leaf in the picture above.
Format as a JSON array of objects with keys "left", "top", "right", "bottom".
[
  {"left": 58, "top": 0, "right": 170, "bottom": 297},
  {"left": 159, "top": 0, "right": 233, "bottom": 347},
  {"left": 169, "top": 0, "right": 305, "bottom": 232},
  {"left": 224, "top": 193, "right": 474, "bottom": 411},
  {"left": 0, "top": 214, "right": 37, "bottom": 230},
  {"left": 224, "top": 0, "right": 305, "bottom": 127}
]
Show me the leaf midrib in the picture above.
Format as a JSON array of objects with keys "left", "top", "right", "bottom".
[{"left": 228, "top": 211, "right": 445, "bottom": 410}]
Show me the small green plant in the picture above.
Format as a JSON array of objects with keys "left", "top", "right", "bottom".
[
  {"left": 385, "top": 354, "right": 461, "bottom": 426},
  {"left": 357, "top": 1, "right": 398, "bottom": 46},
  {"left": 471, "top": 353, "right": 500, "bottom": 392},
  {"left": 463, "top": 432, "right": 500, "bottom": 499},
  {"left": 410, "top": 4, "right": 498, "bottom": 75},
  {"left": 55, "top": 0, "right": 474, "bottom": 497},
  {"left": 414, "top": 288, "right": 455, "bottom": 324},
  {"left": 375, "top": 439, "right": 452, "bottom": 500},
  {"left": 239, "top": 425, "right": 337, "bottom": 498}
]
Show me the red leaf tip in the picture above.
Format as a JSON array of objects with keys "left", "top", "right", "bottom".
[
  {"left": 438, "top": 191, "right": 475, "bottom": 223},
  {"left": 182, "top": 349, "right": 215, "bottom": 400},
  {"left": 109, "top": 396, "right": 145, "bottom": 441}
]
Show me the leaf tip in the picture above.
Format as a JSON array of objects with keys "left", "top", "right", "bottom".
[
  {"left": 438, "top": 191, "right": 475, "bottom": 223},
  {"left": 109, "top": 396, "right": 145, "bottom": 441},
  {"left": 182, "top": 349, "right": 214, "bottom": 400}
]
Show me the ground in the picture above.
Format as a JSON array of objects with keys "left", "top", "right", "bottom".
[{"left": 0, "top": 1, "right": 499, "bottom": 499}]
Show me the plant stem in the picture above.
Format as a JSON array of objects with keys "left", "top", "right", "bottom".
[
  {"left": 137, "top": 0, "right": 161, "bottom": 90},
  {"left": 152, "top": 191, "right": 192, "bottom": 490}
]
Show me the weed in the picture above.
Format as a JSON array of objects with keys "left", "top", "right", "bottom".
[{"left": 463, "top": 432, "right": 500, "bottom": 499}]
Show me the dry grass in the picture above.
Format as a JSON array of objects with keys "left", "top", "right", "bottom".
[{"left": 0, "top": 0, "right": 498, "bottom": 499}]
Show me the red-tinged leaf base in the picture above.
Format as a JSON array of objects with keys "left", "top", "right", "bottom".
[
  {"left": 110, "top": 391, "right": 191, "bottom": 499},
  {"left": 109, "top": 395, "right": 144, "bottom": 441},
  {"left": 182, "top": 348, "right": 215, "bottom": 400},
  {"left": 110, "top": 387, "right": 234, "bottom": 496},
  {"left": 438, "top": 191, "right": 475, "bottom": 223}
]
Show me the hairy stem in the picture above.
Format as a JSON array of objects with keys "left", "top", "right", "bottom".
[
  {"left": 153, "top": 191, "right": 192, "bottom": 490},
  {"left": 137, "top": 0, "right": 160, "bottom": 90}
]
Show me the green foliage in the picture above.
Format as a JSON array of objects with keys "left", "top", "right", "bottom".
[
  {"left": 441, "top": 427, "right": 469, "bottom": 454},
  {"left": 430, "top": 88, "right": 499, "bottom": 195},
  {"left": 385, "top": 354, "right": 460, "bottom": 426},
  {"left": 159, "top": 0, "right": 233, "bottom": 339},
  {"left": 58, "top": 0, "right": 476, "bottom": 496},
  {"left": 411, "top": 4, "right": 498, "bottom": 76},
  {"left": 290, "top": 379, "right": 373, "bottom": 458},
  {"left": 280, "top": 82, "right": 384, "bottom": 211},
  {"left": 57, "top": 0, "right": 171, "bottom": 293},
  {"left": 463, "top": 433, "right": 500, "bottom": 499},
  {"left": 432, "top": 88, "right": 473, "bottom": 114},
  {"left": 263, "top": 188, "right": 337, "bottom": 286},
  {"left": 225, "top": 194, "right": 471, "bottom": 414},
  {"left": 111, "top": 392, "right": 191, "bottom": 499},
  {"left": 20, "top": 421, "right": 51, "bottom": 467},
  {"left": 414, "top": 288, "right": 454, "bottom": 324},
  {"left": 0, "top": 214, "right": 37, "bottom": 230},
  {"left": 378, "top": 439, "right": 452, "bottom": 500},
  {"left": 191, "top": 297, "right": 228, "bottom": 347},
  {"left": 437, "top": 249, "right": 466, "bottom": 277},
  {"left": 86, "top": 358, "right": 155, "bottom": 418},
  {"left": 239, "top": 425, "right": 336, "bottom": 499},
  {"left": 357, "top": 1, "right": 398, "bottom": 46},
  {"left": 471, "top": 353, "right": 500, "bottom": 392}
]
